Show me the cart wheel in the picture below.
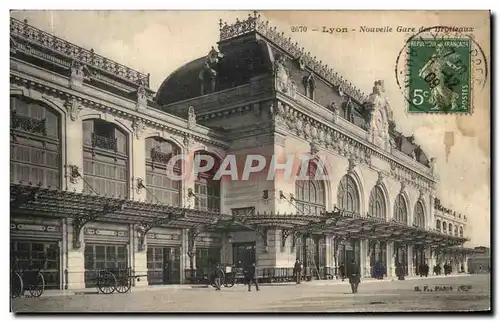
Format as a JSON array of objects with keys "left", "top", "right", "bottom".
[
  {"left": 11, "top": 272, "right": 23, "bottom": 298},
  {"left": 28, "top": 272, "right": 45, "bottom": 298},
  {"left": 326, "top": 274, "right": 334, "bottom": 280},
  {"left": 116, "top": 277, "right": 132, "bottom": 293},
  {"left": 224, "top": 277, "right": 235, "bottom": 288},
  {"left": 98, "top": 271, "right": 117, "bottom": 294}
]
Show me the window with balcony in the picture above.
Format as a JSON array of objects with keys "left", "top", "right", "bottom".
[
  {"left": 10, "top": 96, "right": 61, "bottom": 188},
  {"left": 82, "top": 119, "right": 128, "bottom": 197},
  {"left": 145, "top": 137, "right": 182, "bottom": 205},
  {"left": 194, "top": 151, "right": 220, "bottom": 212}
]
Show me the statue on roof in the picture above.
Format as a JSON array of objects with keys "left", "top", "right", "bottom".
[
  {"left": 187, "top": 106, "right": 196, "bottom": 129},
  {"left": 365, "top": 80, "right": 392, "bottom": 151},
  {"left": 273, "top": 54, "right": 295, "bottom": 96}
]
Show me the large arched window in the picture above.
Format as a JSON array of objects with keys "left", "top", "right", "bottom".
[
  {"left": 145, "top": 137, "right": 182, "bottom": 205},
  {"left": 436, "top": 219, "right": 441, "bottom": 232},
  {"left": 10, "top": 96, "right": 61, "bottom": 188},
  {"left": 459, "top": 226, "right": 463, "bottom": 237},
  {"left": 337, "top": 175, "right": 360, "bottom": 213},
  {"left": 82, "top": 119, "right": 129, "bottom": 197},
  {"left": 448, "top": 223, "right": 452, "bottom": 235},
  {"left": 368, "top": 186, "right": 386, "bottom": 219},
  {"left": 194, "top": 151, "right": 220, "bottom": 211},
  {"left": 393, "top": 194, "right": 408, "bottom": 224},
  {"left": 442, "top": 221, "right": 447, "bottom": 233},
  {"left": 414, "top": 201, "right": 425, "bottom": 228},
  {"left": 295, "top": 160, "right": 326, "bottom": 215},
  {"left": 454, "top": 225, "right": 458, "bottom": 236}
]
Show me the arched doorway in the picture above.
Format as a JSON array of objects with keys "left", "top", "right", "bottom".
[
  {"left": 368, "top": 185, "right": 387, "bottom": 278},
  {"left": 393, "top": 193, "right": 409, "bottom": 276},
  {"left": 413, "top": 201, "right": 426, "bottom": 276},
  {"left": 294, "top": 160, "right": 327, "bottom": 279},
  {"left": 10, "top": 95, "right": 62, "bottom": 289},
  {"left": 336, "top": 175, "right": 361, "bottom": 275}
]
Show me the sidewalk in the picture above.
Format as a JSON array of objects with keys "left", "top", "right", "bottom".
[{"left": 36, "top": 273, "right": 471, "bottom": 298}]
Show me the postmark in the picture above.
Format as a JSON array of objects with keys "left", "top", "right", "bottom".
[{"left": 395, "top": 26, "right": 488, "bottom": 114}]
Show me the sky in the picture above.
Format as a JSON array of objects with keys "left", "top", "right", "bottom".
[{"left": 9, "top": 10, "right": 491, "bottom": 247}]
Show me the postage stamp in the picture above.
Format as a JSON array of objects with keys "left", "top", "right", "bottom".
[
  {"left": 407, "top": 38, "right": 471, "bottom": 114},
  {"left": 395, "top": 26, "right": 488, "bottom": 115}
]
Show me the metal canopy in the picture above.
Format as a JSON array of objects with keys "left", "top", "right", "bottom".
[{"left": 11, "top": 183, "right": 467, "bottom": 250}]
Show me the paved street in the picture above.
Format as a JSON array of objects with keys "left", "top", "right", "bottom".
[{"left": 11, "top": 274, "right": 490, "bottom": 313}]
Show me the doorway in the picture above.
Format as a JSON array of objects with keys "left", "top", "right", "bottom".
[
  {"left": 413, "top": 245, "right": 426, "bottom": 275},
  {"left": 232, "top": 242, "right": 256, "bottom": 269},
  {"left": 147, "top": 247, "right": 181, "bottom": 284},
  {"left": 370, "top": 241, "right": 387, "bottom": 277},
  {"left": 338, "top": 239, "right": 361, "bottom": 273},
  {"left": 394, "top": 243, "right": 408, "bottom": 276}
]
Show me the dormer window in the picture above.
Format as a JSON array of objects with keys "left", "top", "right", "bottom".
[{"left": 303, "top": 73, "right": 315, "bottom": 100}]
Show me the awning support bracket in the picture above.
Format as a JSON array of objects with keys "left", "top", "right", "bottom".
[
  {"left": 136, "top": 209, "right": 187, "bottom": 251},
  {"left": 73, "top": 199, "right": 127, "bottom": 249}
]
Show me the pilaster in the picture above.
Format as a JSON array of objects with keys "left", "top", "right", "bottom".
[
  {"left": 131, "top": 224, "right": 148, "bottom": 287},
  {"left": 131, "top": 127, "right": 146, "bottom": 201},
  {"left": 387, "top": 241, "right": 395, "bottom": 277},
  {"left": 65, "top": 115, "right": 84, "bottom": 192},
  {"left": 180, "top": 229, "right": 187, "bottom": 284},
  {"left": 65, "top": 218, "right": 85, "bottom": 289},
  {"left": 407, "top": 246, "right": 414, "bottom": 276}
]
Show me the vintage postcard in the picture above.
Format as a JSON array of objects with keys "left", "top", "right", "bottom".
[{"left": 9, "top": 10, "right": 490, "bottom": 313}]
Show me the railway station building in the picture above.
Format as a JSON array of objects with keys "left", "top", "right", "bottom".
[{"left": 10, "top": 13, "right": 472, "bottom": 290}]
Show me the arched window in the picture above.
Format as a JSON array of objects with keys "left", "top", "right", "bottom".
[
  {"left": 145, "top": 137, "right": 182, "bottom": 206},
  {"left": 303, "top": 74, "right": 316, "bottom": 100},
  {"left": 295, "top": 160, "right": 326, "bottom": 215},
  {"left": 448, "top": 223, "right": 452, "bottom": 235},
  {"left": 454, "top": 225, "right": 458, "bottom": 236},
  {"left": 194, "top": 151, "right": 220, "bottom": 211},
  {"left": 82, "top": 119, "right": 129, "bottom": 197},
  {"left": 368, "top": 186, "right": 386, "bottom": 219},
  {"left": 337, "top": 175, "right": 360, "bottom": 213},
  {"left": 436, "top": 219, "right": 441, "bottom": 232},
  {"left": 414, "top": 201, "right": 425, "bottom": 228},
  {"left": 459, "top": 226, "right": 463, "bottom": 237},
  {"left": 10, "top": 96, "right": 61, "bottom": 188},
  {"left": 393, "top": 194, "right": 408, "bottom": 224},
  {"left": 442, "top": 221, "right": 447, "bottom": 233}
]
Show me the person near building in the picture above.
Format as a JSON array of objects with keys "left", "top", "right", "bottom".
[
  {"left": 212, "top": 264, "right": 224, "bottom": 291},
  {"left": 395, "top": 262, "right": 405, "bottom": 280},
  {"left": 346, "top": 259, "right": 360, "bottom": 293},
  {"left": 339, "top": 264, "right": 346, "bottom": 281},
  {"left": 293, "top": 259, "right": 303, "bottom": 284},
  {"left": 245, "top": 262, "right": 260, "bottom": 292},
  {"left": 423, "top": 262, "right": 429, "bottom": 277}
]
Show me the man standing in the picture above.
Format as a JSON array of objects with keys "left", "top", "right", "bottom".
[
  {"left": 424, "top": 262, "right": 429, "bottom": 277},
  {"left": 346, "top": 259, "right": 360, "bottom": 293},
  {"left": 293, "top": 259, "right": 303, "bottom": 284},
  {"left": 246, "top": 262, "right": 260, "bottom": 292}
]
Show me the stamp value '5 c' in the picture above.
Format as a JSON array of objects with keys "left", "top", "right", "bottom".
[{"left": 407, "top": 38, "right": 471, "bottom": 114}]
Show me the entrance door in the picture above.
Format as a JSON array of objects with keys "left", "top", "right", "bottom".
[
  {"left": 339, "top": 239, "right": 361, "bottom": 274},
  {"left": 370, "top": 241, "right": 387, "bottom": 277},
  {"left": 11, "top": 240, "right": 60, "bottom": 289},
  {"left": 232, "top": 242, "right": 256, "bottom": 269},
  {"left": 414, "top": 245, "right": 425, "bottom": 275},
  {"left": 84, "top": 244, "right": 128, "bottom": 288},
  {"left": 395, "top": 243, "right": 408, "bottom": 275},
  {"left": 147, "top": 247, "right": 181, "bottom": 285}
]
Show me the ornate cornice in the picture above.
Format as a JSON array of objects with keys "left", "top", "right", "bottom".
[
  {"left": 11, "top": 17, "right": 150, "bottom": 88},
  {"left": 268, "top": 99, "right": 436, "bottom": 193},
  {"left": 219, "top": 11, "right": 367, "bottom": 103},
  {"left": 10, "top": 73, "right": 230, "bottom": 150}
]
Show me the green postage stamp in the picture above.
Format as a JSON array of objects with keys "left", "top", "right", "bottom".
[{"left": 407, "top": 38, "right": 471, "bottom": 114}]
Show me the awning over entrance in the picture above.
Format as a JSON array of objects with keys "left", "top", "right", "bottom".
[{"left": 11, "top": 183, "right": 468, "bottom": 253}]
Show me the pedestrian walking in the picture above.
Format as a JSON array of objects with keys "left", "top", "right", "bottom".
[
  {"left": 346, "top": 259, "right": 360, "bottom": 293},
  {"left": 245, "top": 262, "right": 260, "bottom": 292},
  {"left": 395, "top": 262, "right": 405, "bottom": 280},
  {"left": 293, "top": 259, "right": 303, "bottom": 284},
  {"left": 212, "top": 264, "right": 224, "bottom": 291}
]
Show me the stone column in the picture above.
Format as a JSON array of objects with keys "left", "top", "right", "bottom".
[
  {"left": 65, "top": 218, "right": 85, "bottom": 289},
  {"left": 325, "top": 235, "right": 333, "bottom": 271},
  {"left": 363, "top": 239, "right": 371, "bottom": 278},
  {"left": 387, "top": 242, "right": 395, "bottom": 278},
  {"left": 407, "top": 246, "right": 413, "bottom": 276},
  {"left": 179, "top": 229, "right": 188, "bottom": 284}
]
